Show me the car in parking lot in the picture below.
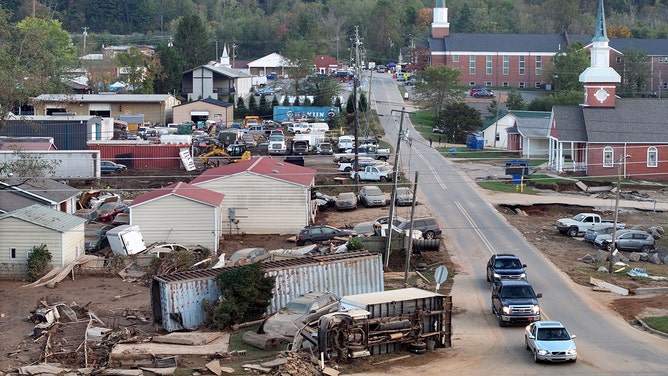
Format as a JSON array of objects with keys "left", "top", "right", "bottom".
[
  {"left": 261, "top": 291, "right": 339, "bottom": 339},
  {"left": 395, "top": 187, "right": 416, "bottom": 206},
  {"left": 524, "top": 321, "right": 577, "bottom": 363},
  {"left": 595, "top": 229, "right": 656, "bottom": 252},
  {"left": 335, "top": 192, "right": 358, "bottom": 211},
  {"left": 100, "top": 161, "right": 127, "bottom": 174},
  {"left": 358, "top": 185, "right": 386, "bottom": 207},
  {"left": 486, "top": 253, "right": 527, "bottom": 282},
  {"left": 473, "top": 88, "right": 495, "bottom": 98},
  {"left": 295, "top": 225, "right": 356, "bottom": 246},
  {"left": 399, "top": 217, "right": 441, "bottom": 239},
  {"left": 85, "top": 225, "right": 112, "bottom": 253},
  {"left": 315, "top": 192, "right": 336, "bottom": 210},
  {"left": 353, "top": 216, "right": 408, "bottom": 236}
]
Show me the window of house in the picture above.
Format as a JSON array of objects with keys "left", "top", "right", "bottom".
[
  {"left": 469, "top": 81, "right": 476, "bottom": 86},
  {"left": 486, "top": 55, "right": 493, "bottom": 75},
  {"left": 535, "top": 82, "right": 542, "bottom": 89},
  {"left": 10, "top": 248, "right": 16, "bottom": 259},
  {"left": 469, "top": 55, "right": 476, "bottom": 75},
  {"left": 503, "top": 82, "right": 509, "bottom": 87},
  {"left": 495, "top": 132, "right": 500, "bottom": 142},
  {"left": 662, "top": 82, "right": 668, "bottom": 89},
  {"left": 658, "top": 57, "right": 668, "bottom": 64},
  {"left": 535, "top": 56, "right": 542, "bottom": 76},
  {"left": 452, "top": 55, "right": 459, "bottom": 62},
  {"left": 616, "top": 56, "right": 622, "bottom": 64},
  {"left": 648, "top": 146, "right": 658, "bottom": 167},
  {"left": 519, "top": 56, "right": 526, "bottom": 75},
  {"left": 503, "top": 56, "right": 509, "bottom": 75},
  {"left": 485, "top": 81, "right": 492, "bottom": 87},
  {"left": 603, "top": 146, "right": 614, "bottom": 167},
  {"left": 519, "top": 82, "right": 525, "bottom": 88}
]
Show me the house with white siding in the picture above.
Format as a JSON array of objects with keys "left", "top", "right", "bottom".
[
  {"left": 190, "top": 157, "right": 317, "bottom": 235},
  {"left": 129, "top": 182, "right": 225, "bottom": 253},
  {"left": 0, "top": 204, "right": 86, "bottom": 278}
]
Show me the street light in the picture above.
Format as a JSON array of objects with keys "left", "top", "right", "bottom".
[{"left": 609, "top": 154, "right": 631, "bottom": 273}]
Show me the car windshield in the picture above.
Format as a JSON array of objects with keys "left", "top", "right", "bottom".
[
  {"left": 283, "top": 301, "right": 310, "bottom": 314},
  {"left": 501, "top": 286, "right": 535, "bottom": 298},
  {"left": 537, "top": 328, "right": 570, "bottom": 341},
  {"left": 495, "top": 259, "right": 521, "bottom": 269},
  {"left": 365, "top": 187, "right": 383, "bottom": 196}
]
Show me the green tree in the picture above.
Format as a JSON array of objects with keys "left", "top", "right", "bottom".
[
  {"left": 358, "top": 92, "right": 369, "bottom": 112},
  {"left": 413, "top": 65, "right": 464, "bottom": 118},
  {"left": 527, "top": 91, "right": 583, "bottom": 111},
  {"left": 435, "top": 102, "right": 482, "bottom": 144},
  {"left": 0, "top": 148, "right": 61, "bottom": 183},
  {"left": 506, "top": 90, "right": 526, "bottom": 110},
  {"left": 259, "top": 95, "right": 271, "bottom": 118},
  {"left": 548, "top": 41, "right": 589, "bottom": 92},
  {"left": 619, "top": 47, "right": 651, "bottom": 97},
  {"left": 27, "top": 244, "right": 51, "bottom": 282},
  {"left": 235, "top": 97, "right": 247, "bottom": 119},
  {"left": 205, "top": 263, "right": 275, "bottom": 329},
  {"left": 346, "top": 94, "right": 355, "bottom": 114},
  {"left": 452, "top": 3, "right": 475, "bottom": 33},
  {"left": 173, "top": 14, "right": 210, "bottom": 71},
  {"left": 116, "top": 46, "right": 150, "bottom": 93},
  {"left": 310, "top": 76, "right": 340, "bottom": 107},
  {"left": 293, "top": 96, "right": 301, "bottom": 106},
  {"left": 282, "top": 40, "right": 316, "bottom": 94},
  {"left": 247, "top": 95, "right": 258, "bottom": 115},
  {"left": 485, "top": 100, "right": 501, "bottom": 120},
  {"left": 153, "top": 42, "right": 183, "bottom": 94},
  {"left": 282, "top": 95, "right": 290, "bottom": 106},
  {"left": 0, "top": 15, "right": 78, "bottom": 132}
]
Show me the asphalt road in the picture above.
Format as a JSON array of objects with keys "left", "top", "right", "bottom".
[{"left": 356, "top": 73, "right": 668, "bottom": 375}]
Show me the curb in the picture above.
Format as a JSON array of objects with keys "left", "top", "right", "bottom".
[{"left": 634, "top": 316, "right": 668, "bottom": 339}]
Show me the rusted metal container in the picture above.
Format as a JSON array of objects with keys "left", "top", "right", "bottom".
[
  {"left": 87, "top": 143, "right": 186, "bottom": 169},
  {"left": 150, "top": 251, "right": 384, "bottom": 332}
]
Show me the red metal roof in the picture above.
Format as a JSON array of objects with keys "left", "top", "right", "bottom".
[
  {"left": 131, "top": 181, "right": 225, "bottom": 207},
  {"left": 190, "top": 157, "right": 316, "bottom": 186}
]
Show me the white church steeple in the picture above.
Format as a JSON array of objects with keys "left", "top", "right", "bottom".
[
  {"left": 579, "top": 0, "right": 620, "bottom": 107},
  {"left": 431, "top": 0, "right": 450, "bottom": 38}
]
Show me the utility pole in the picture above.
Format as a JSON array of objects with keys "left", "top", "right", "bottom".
[
  {"left": 385, "top": 107, "right": 410, "bottom": 267},
  {"left": 353, "top": 26, "right": 363, "bottom": 191},
  {"left": 82, "top": 27, "right": 89, "bottom": 56},
  {"left": 403, "top": 171, "right": 419, "bottom": 287},
  {"left": 610, "top": 154, "right": 630, "bottom": 273}
]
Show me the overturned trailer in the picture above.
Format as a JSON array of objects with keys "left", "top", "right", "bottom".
[{"left": 291, "top": 288, "right": 452, "bottom": 363}]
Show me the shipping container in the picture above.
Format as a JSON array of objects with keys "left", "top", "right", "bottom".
[
  {"left": 0, "top": 150, "right": 101, "bottom": 179},
  {"left": 150, "top": 251, "right": 384, "bottom": 332},
  {"left": 87, "top": 143, "right": 185, "bottom": 169}
]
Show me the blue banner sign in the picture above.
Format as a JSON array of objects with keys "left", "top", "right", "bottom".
[{"left": 273, "top": 106, "right": 339, "bottom": 122}]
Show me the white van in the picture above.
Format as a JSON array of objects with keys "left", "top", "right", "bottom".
[
  {"left": 308, "top": 122, "right": 329, "bottom": 133},
  {"left": 337, "top": 135, "right": 355, "bottom": 152}
]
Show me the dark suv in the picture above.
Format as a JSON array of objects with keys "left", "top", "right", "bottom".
[
  {"left": 400, "top": 217, "right": 442, "bottom": 240},
  {"left": 491, "top": 279, "right": 542, "bottom": 327},
  {"left": 486, "top": 254, "right": 527, "bottom": 282}
]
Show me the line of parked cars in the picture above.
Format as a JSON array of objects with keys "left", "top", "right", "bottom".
[{"left": 486, "top": 253, "right": 577, "bottom": 363}]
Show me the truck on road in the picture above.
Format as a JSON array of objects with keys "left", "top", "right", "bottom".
[
  {"left": 491, "top": 279, "right": 541, "bottom": 327},
  {"left": 555, "top": 212, "right": 625, "bottom": 237},
  {"left": 333, "top": 144, "right": 390, "bottom": 163}
]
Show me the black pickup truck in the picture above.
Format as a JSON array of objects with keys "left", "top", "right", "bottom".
[{"left": 491, "top": 279, "right": 542, "bottom": 327}]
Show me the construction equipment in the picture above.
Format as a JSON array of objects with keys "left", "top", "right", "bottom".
[{"left": 197, "top": 142, "right": 251, "bottom": 168}]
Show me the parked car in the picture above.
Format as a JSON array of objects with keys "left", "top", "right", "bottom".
[
  {"left": 595, "top": 229, "right": 656, "bottom": 252},
  {"left": 315, "top": 192, "right": 336, "bottom": 210},
  {"left": 101, "top": 161, "right": 127, "bottom": 174},
  {"left": 583, "top": 225, "right": 617, "bottom": 244},
  {"left": 84, "top": 225, "right": 112, "bottom": 253},
  {"left": 266, "top": 72, "right": 278, "bottom": 80},
  {"left": 295, "top": 225, "right": 356, "bottom": 246},
  {"left": 255, "top": 86, "right": 277, "bottom": 96},
  {"left": 469, "top": 86, "right": 485, "bottom": 96},
  {"left": 486, "top": 253, "right": 527, "bottom": 282},
  {"left": 395, "top": 187, "right": 416, "bottom": 206},
  {"left": 97, "top": 202, "right": 128, "bottom": 222},
  {"left": 240, "top": 133, "right": 258, "bottom": 147},
  {"left": 261, "top": 291, "right": 339, "bottom": 339},
  {"left": 336, "top": 192, "right": 358, "bottom": 211},
  {"left": 111, "top": 212, "right": 129, "bottom": 226},
  {"left": 318, "top": 142, "right": 334, "bottom": 155},
  {"left": 358, "top": 185, "right": 386, "bottom": 207},
  {"left": 399, "top": 217, "right": 442, "bottom": 239},
  {"left": 524, "top": 321, "right": 577, "bottom": 363},
  {"left": 473, "top": 88, "right": 495, "bottom": 98}
]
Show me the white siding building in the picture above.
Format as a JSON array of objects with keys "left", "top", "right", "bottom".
[
  {"left": 190, "top": 157, "right": 317, "bottom": 235},
  {"left": 0, "top": 204, "right": 86, "bottom": 278},
  {"left": 129, "top": 182, "right": 225, "bottom": 253}
]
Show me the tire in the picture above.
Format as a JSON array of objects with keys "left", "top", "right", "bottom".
[
  {"left": 380, "top": 176, "right": 387, "bottom": 182},
  {"left": 567, "top": 227, "right": 579, "bottom": 237},
  {"left": 570, "top": 358, "right": 577, "bottom": 363},
  {"left": 378, "top": 157, "right": 388, "bottom": 162},
  {"left": 304, "top": 240, "right": 313, "bottom": 245},
  {"left": 525, "top": 337, "right": 530, "bottom": 350},
  {"left": 498, "top": 318, "right": 506, "bottom": 327},
  {"left": 409, "top": 341, "right": 427, "bottom": 354},
  {"left": 344, "top": 167, "right": 351, "bottom": 172},
  {"left": 486, "top": 272, "right": 491, "bottom": 282},
  {"left": 606, "top": 242, "right": 615, "bottom": 252},
  {"left": 533, "top": 350, "right": 541, "bottom": 363},
  {"left": 641, "top": 245, "right": 653, "bottom": 252},
  {"left": 424, "top": 231, "right": 435, "bottom": 240}
]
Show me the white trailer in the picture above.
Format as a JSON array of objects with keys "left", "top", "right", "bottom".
[{"left": 0, "top": 150, "right": 101, "bottom": 179}]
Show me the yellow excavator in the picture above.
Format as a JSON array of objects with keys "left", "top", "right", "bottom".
[{"left": 197, "top": 142, "right": 251, "bottom": 168}]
